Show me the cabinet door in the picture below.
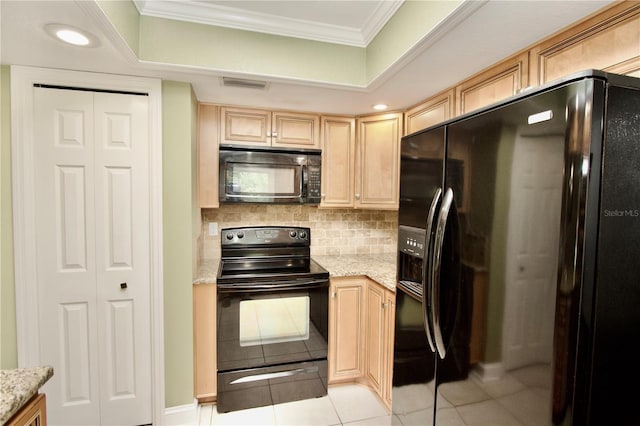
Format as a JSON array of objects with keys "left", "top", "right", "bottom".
[
  {"left": 364, "top": 282, "right": 396, "bottom": 410},
  {"left": 456, "top": 52, "right": 529, "bottom": 115},
  {"left": 404, "top": 89, "right": 455, "bottom": 135},
  {"left": 272, "top": 111, "right": 320, "bottom": 149},
  {"left": 193, "top": 283, "right": 216, "bottom": 401},
  {"left": 6, "top": 393, "right": 46, "bottom": 426},
  {"left": 220, "top": 106, "right": 271, "bottom": 146},
  {"left": 365, "top": 283, "right": 385, "bottom": 393},
  {"left": 530, "top": 3, "right": 640, "bottom": 85},
  {"left": 320, "top": 116, "right": 356, "bottom": 208},
  {"left": 356, "top": 113, "right": 402, "bottom": 209},
  {"left": 198, "top": 104, "right": 219, "bottom": 208},
  {"left": 329, "top": 278, "right": 365, "bottom": 383},
  {"left": 382, "top": 290, "right": 395, "bottom": 409}
]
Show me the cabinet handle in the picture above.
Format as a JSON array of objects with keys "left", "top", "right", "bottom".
[
  {"left": 331, "top": 291, "right": 336, "bottom": 299},
  {"left": 355, "top": 193, "right": 361, "bottom": 200},
  {"left": 321, "top": 193, "right": 326, "bottom": 199},
  {"left": 382, "top": 302, "right": 388, "bottom": 309},
  {"left": 272, "top": 131, "right": 278, "bottom": 137},
  {"left": 120, "top": 282, "right": 127, "bottom": 289}
]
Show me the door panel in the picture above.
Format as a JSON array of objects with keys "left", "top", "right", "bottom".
[
  {"left": 57, "top": 166, "right": 88, "bottom": 270},
  {"left": 504, "top": 136, "right": 563, "bottom": 369},
  {"left": 34, "top": 87, "right": 151, "bottom": 425},
  {"left": 60, "top": 302, "right": 93, "bottom": 404},
  {"left": 94, "top": 92, "right": 151, "bottom": 426},
  {"left": 106, "top": 300, "right": 136, "bottom": 397},
  {"left": 105, "top": 168, "right": 132, "bottom": 266},
  {"left": 36, "top": 88, "right": 101, "bottom": 425}
]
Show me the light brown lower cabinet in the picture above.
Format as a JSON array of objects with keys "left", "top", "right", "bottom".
[
  {"left": 6, "top": 393, "right": 46, "bottom": 426},
  {"left": 328, "top": 276, "right": 395, "bottom": 410},
  {"left": 193, "top": 283, "right": 217, "bottom": 402},
  {"left": 363, "top": 282, "right": 395, "bottom": 409},
  {"left": 328, "top": 277, "right": 366, "bottom": 382}
]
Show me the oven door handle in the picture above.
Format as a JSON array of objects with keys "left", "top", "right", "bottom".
[
  {"left": 230, "top": 366, "right": 319, "bottom": 385},
  {"left": 217, "top": 278, "right": 329, "bottom": 293}
]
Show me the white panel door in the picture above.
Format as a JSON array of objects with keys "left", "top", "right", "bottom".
[
  {"left": 503, "top": 135, "right": 564, "bottom": 370},
  {"left": 94, "top": 92, "right": 151, "bottom": 426},
  {"left": 34, "top": 87, "right": 151, "bottom": 426}
]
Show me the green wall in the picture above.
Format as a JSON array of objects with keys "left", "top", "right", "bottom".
[
  {"left": 162, "top": 81, "right": 198, "bottom": 407},
  {"left": 96, "top": 0, "right": 460, "bottom": 88},
  {"left": 1, "top": 65, "right": 18, "bottom": 370},
  {"left": 96, "top": 0, "right": 140, "bottom": 55},
  {"left": 366, "top": 0, "right": 462, "bottom": 81},
  {"left": 140, "top": 17, "right": 366, "bottom": 86}
]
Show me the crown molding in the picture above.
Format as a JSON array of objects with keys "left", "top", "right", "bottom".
[
  {"left": 133, "top": 0, "right": 403, "bottom": 47},
  {"left": 361, "top": 0, "right": 404, "bottom": 45}
]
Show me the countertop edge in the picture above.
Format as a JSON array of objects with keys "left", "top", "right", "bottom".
[
  {"left": 0, "top": 366, "right": 54, "bottom": 424},
  {"left": 194, "top": 253, "right": 397, "bottom": 291}
]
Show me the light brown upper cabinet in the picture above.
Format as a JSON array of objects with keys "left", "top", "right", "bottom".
[
  {"left": 220, "top": 106, "right": 321, "bottom": 149},
  {"left": 404, "top": 89, "right": 455, "bottom": 135},
  {"left": 355, "top": 113, "right": 403, "bottom": 210},
  {"left": 198, "top": 103, "right": 219, "bottom": 208},
  {"left": 456, "top": 52, "right": 529, "bottom": 116},
  {"left": 320, "top": 116, "right": 356, "bottom": 208},
  {"left": 530, "top": 2, "right": 640, "bottom": 85}
]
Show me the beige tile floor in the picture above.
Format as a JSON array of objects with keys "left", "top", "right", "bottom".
[
  {"left": 392, "top": 364, "right": 552, "bottom": 426},
  {"left": 197, "top": 365, "right": 551, "bottom": 426},
  {"left": 197, "top": 384, "right": 392, "bottom": 426}
]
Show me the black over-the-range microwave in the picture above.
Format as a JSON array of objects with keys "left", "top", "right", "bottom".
[{"left": 219, "top": 145, "right": 322, "bottom": 204}]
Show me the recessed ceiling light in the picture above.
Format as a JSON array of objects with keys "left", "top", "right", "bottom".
[
  {"left": 44, "top": 24, "right": 99, "bottom": 47},
  {"left": 373, "top": 104, "right": 388, "bottom": 111},
  {"left": 56, "top": 29, "right": 90, "bottom": 46}
]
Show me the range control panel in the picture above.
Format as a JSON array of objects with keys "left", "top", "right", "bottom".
[
  {"left": 398, "top": 225, "right": 426, "bottom": 259},
  {"left": 221, "top": 226, "right": 310, "bottom": 246}
]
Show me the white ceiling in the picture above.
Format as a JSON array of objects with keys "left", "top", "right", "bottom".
[{"left": 0, "top": 0, "right": 614, "bottom": 115}]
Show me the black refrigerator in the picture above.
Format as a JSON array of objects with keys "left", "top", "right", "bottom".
[{"left": 392, "top": 70, "right": 640, "bottom": 426}]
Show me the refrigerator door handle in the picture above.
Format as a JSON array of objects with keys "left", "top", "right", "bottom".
[
  {"left": 432, "top": 187, "right": 454, "bottom": 359},
  {"left": 422, "top": 187, "right": 442, "bottom": 352}
]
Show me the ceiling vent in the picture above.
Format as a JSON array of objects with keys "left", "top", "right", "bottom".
[{"left": 222, "top": 77, "right": 269, "bottom": 90}]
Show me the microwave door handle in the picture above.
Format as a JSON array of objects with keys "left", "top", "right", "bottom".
[
  {"left": 301, "top": 164, "right": 308, "bottom": 198},
  {"left": 422, "top": 187, "right": 442, "bottom": 353},
  {"left": 432, "top": 187, "right": 454, "bottom": 359}
]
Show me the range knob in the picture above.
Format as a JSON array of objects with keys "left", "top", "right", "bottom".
[
  {"left": 289, "top": 230, "right": 297, "bottom": 238},
  {"left": 237, "top": 231, "right": 245, "bottom": 239},
  {"left": 299, "top": 231, "right": 307, "bottom": 239},
  {"left": 225, "top": 233, "right": 234, "bottom": 240}
]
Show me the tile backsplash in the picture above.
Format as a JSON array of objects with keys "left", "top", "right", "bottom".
[{"left": 201, "top": 205, "right": 398, "bottom": 259}]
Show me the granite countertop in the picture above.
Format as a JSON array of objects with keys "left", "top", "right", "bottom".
[
  {"left": 194, "top": 253, "right": 397, "bottom": 291},
  {"left": 0, "top": 366, "right": 53, "bottom": 425},
  {"left": 313, "top": 253, "right": 397, "bottom": 291},
  {"left": 194, "top": 258, "right": 220, "bottom": 284}
]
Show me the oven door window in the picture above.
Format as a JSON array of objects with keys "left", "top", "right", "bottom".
[
  {"left": 217, "top": 286, "right": 329, "bottom": 372},
  {"left": 226, "top": 163, "right": 300, "bottom": 198},
  {"left": 239, "top": 296, "right": 309, "bottom": 347}
]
